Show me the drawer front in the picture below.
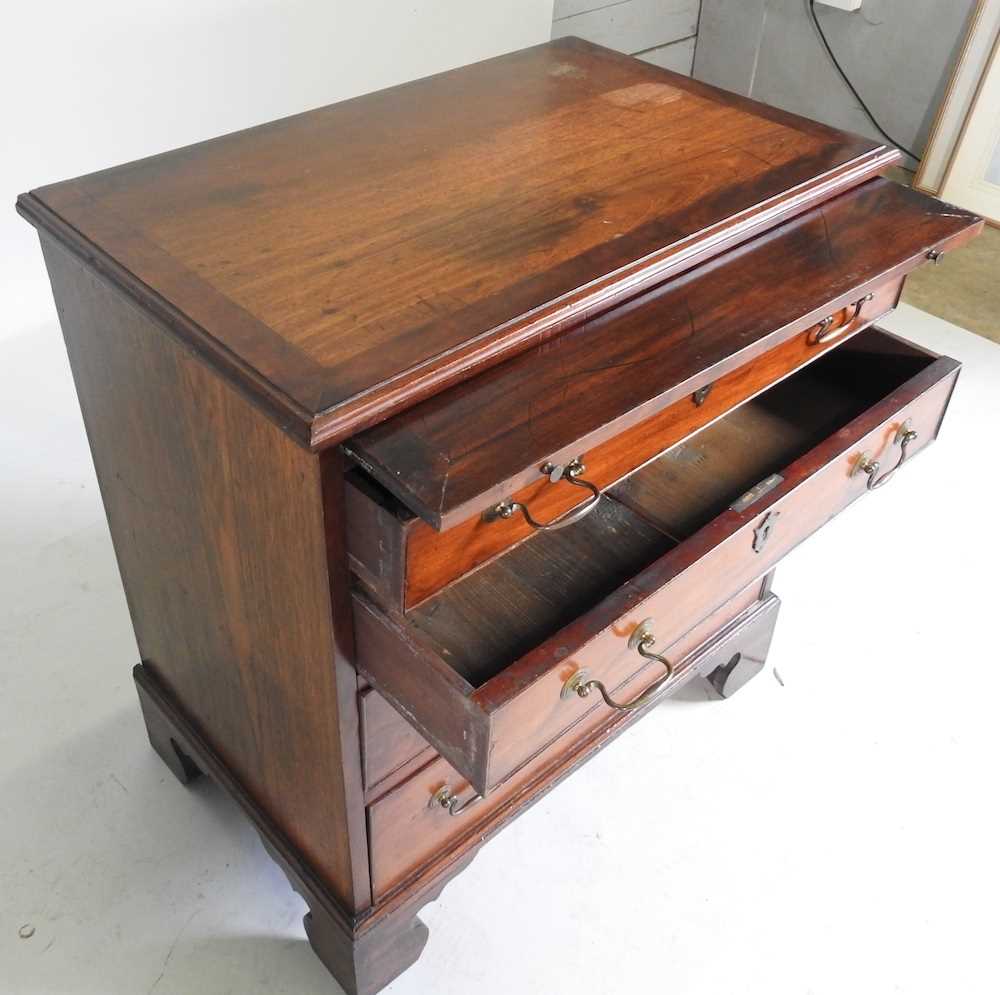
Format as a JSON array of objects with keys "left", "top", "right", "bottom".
[
  {"left": 352, "top": 331, "right": 960, "bottom": 798},
  {"left": 366, "top": 591, "right": 781, "bottom": 900},
  {"left": 404, "top": 279, "right": 899, "bottom": 609},
  {"left": 481, "top": 572, "right": 765, "bottom": 785},
  {"left": 347, "top": 177, "right": 979, "bottom": 545},
  {"left": 359, "top": 687, "right": 434, "bottom": 798},
  {"left": 348, "top": 278, "right": 900, "bottom": 612},
  {"left": 487, "top": 351, "right": 959, "bottom": 783}
]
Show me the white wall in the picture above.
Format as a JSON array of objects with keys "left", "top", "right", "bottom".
[
  {"left": 552, "top": 0, "right": 701, "bottom": 74},
  {"left": 2, "top": 0, "right": 554, "bottom": 340}
]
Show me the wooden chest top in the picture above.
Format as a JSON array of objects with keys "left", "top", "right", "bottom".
[{"left": 18, "top": 38, "right": 895, "bottom": 446}]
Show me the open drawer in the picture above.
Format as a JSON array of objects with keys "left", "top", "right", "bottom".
[
  {"left": 345, "top": 179, "right": 980, "bottom": 612},
  {"left": 351, "top": 328, "right": 960, "bottom": 796},
  {"left": 366, "top": 584, "right": 781, "bottom": 900}
]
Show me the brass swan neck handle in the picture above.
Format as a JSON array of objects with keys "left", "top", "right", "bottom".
[
  {"left": 561, "top": 619, "right": 675, "bottom": 713},
  {"left": 483, "top": 458, "right": 602, "bottom": 531}
]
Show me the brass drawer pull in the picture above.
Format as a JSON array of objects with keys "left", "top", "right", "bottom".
[
  {"left": 810, "top": 292, "right": 874, "bottom": 345},
  {"left": 561, "top": 618, "right": 674, "bottom": 712},
  {"left": 853, "top": 420, "right": 918, "bottom": 491},
  {"left": 483, "top": 458, "right": 601, "bottom": 531},
  {"left": 430, "top": 785, "right": 482, "bottom": 817}
]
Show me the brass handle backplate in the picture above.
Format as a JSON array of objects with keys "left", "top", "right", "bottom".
[
  {"left": 853, "top": 420, "right": 918, "bottom": 491},
  {"left": 561, "top": 618, "right": 674, "bottom": 712},
  {"left": 809, "top": 293, "right": 875, "bottom": 345},
  {"left": 483, "top": 458, "right": 602, "bottom": 531}
]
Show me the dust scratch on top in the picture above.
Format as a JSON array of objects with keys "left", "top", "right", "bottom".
[
  {"left": 602, "top": 82, "right": 683, "bottom": 109},
  {"left": 549, "top": 62, "right": 587, "bottom": 80},
  {"left": 819, "top": 207, "right": 837, "bottom": 266}
]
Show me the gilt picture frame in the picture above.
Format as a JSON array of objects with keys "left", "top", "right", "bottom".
[
  {"left": 939, "top": 32, "right": 1000, "bottom": 224},
  {"left": 914, "top": 0, "right": 1000, "bottom": 196}
]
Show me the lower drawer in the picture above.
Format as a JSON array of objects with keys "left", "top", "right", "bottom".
[
  {"left": 366, "top": 586, "right": 781, "bottom": 900},
  {"left": 352, "top": 327, "right": 960, "bottom": 798},
  {"left": 359, "top": 687, "right": 435, "bottom": 798}
]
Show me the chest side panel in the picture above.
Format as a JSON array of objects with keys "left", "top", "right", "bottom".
[{"left": 40, "top": 237, "right": 371, "bottom": 912}]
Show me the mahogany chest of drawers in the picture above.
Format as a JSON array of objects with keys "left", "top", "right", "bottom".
[{"left": 19, "top": 37, "right": 981, "bottom": 995}]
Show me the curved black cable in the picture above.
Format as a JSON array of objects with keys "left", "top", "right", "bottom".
[{"left": 808, "top": 0, "right": 921, "bottom": 161}]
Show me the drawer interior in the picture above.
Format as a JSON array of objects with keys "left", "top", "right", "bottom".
[
  {"left": 409, "top": 497, "right": 675, "bottom": 687},
  {"left": 614, "top": 329, "right": 935, "bottom": 539},
  {"left": 399, "top": 328, "right": 939, "bottom": 688}
]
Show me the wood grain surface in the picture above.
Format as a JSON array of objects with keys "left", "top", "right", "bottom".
[
  {"left": 359, "top": 688, "right": 435, "bottom": 800},
  {"left": 353, "top": 329, "right": 960, "bottom": 794},
  {"left": 366, "top": 583, "right": 776, "bottom": 900},
  {"left": 408, "top": 498, "right": 674, "bottom": 686},
  {"left": 18, "top": 38, "right": 897, "bottom": 447},
  {"left": 41, "top": 237, "right": 371, "bottom": 913},
  {"left": 347, "top": 178, "right": 980, "bottom": 528},
  {"left": 345, "top": 277, "right": 901, "bottom": 612}
]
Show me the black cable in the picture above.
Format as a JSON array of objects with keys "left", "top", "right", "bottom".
[{"left": 807, "top": 0, "right": 921, "bottom": 161}]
